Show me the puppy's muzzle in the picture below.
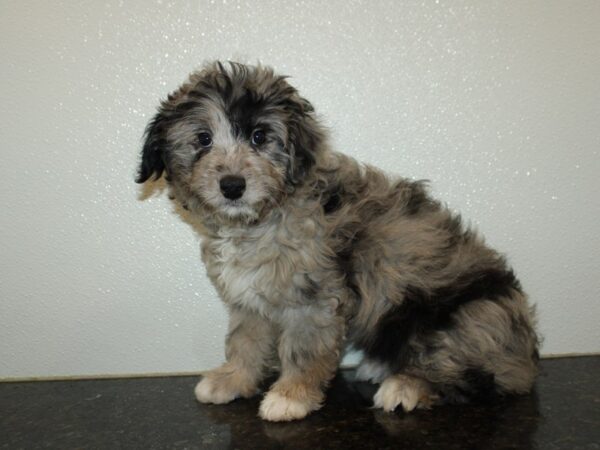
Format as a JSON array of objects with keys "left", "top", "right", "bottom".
[{"left": 220, "top": 175, "right": 246, "bottom": 200}]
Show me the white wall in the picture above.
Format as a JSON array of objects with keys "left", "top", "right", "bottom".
[{"left": 1, "top": 1, "right": 599, "bottom": 379}]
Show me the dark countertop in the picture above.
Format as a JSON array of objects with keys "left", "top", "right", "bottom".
[{"left": 1, "top": 356, "right": 599, "bottom": 449}]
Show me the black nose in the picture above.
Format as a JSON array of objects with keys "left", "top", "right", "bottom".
[{"left": 219, "top": 175, "right": 246, "bottom": 200}]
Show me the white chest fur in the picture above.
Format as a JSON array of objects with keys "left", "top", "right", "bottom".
[{"left": 203, "top": 215, "right": 324, "bottom": 317}]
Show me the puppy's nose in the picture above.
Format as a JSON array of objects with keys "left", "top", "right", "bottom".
[{"left": 219, "top": 175, "right": 246, "bottom": 200}]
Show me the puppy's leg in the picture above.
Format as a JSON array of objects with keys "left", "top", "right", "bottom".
[
  {"left": 372, "top": 297, "right": 538, "bottom": 410},
  {"left": 195, "top": 307, "right": 275, "bottom": 404},
  {"left": 373, "top": 374, "right": 438, "bottom": 412},
  {"left": 408, "top": 297, "right": 539, "bottom": 402},
  {"left": 259, "top": 307, "right": 344, "bottom": 421},
  {"left": 355, "top": 357, "right": 391, "bottom": 384}
]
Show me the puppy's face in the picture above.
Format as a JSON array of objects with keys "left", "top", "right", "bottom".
[{"left": 137, "top": 62, "right": 323, "bottom": 224}]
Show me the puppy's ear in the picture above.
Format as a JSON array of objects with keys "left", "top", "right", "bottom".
[
  {"left": 286, "top": 96, "right": 324, "bottom": 184},
  {"left": 136, "top": 112, "right": 168, "bottom": 184}
]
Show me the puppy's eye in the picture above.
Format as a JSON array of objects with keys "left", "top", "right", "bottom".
[
  {"left": 251, "top": 129, "right": 266, "bottom": 146},
  {"left": 198, "top": 132, "right": 213, "bottom": 148}
]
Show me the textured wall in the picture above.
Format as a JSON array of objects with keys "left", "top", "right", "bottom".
[{"left": 1, "top": 1, "right": 599, "bottom": 379}]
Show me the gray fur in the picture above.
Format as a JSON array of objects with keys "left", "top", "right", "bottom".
[{"left": 137, "top": 62, "right": 539, "bottom": 421}]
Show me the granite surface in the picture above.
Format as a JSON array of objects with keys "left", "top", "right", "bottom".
[{"left": 1, "top": 356, "right": 599, "bottom": 449}]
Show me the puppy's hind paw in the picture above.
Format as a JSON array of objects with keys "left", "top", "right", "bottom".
[
  {"left": 373, "top": 374, "right": 437, "bottom": 413},
  {"left": 194, "top": 376, "right": 239, "bottom": 405}
]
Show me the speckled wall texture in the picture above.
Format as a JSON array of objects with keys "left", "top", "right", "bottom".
[{"left": 1, "top": 1, "right": 598, "bottom": 378}]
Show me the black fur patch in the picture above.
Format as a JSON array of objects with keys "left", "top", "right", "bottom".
[
  {"left": 322, "top": 191, "right": 342, "bottom": 214},
  {"left": 361, "top": 268, "right": 522, "bottom": 372},
  {"left": 226, "top": 89, "right": 267, "bottom": 139},
  {"left": 438, "top": 368, "right": 499, "bottom": 404},
  {"left": 461, "top": 368, "right": 498, "bottom": 402},
  {"left": 136, "top": 112, "right": 168, "bottom": 183}
]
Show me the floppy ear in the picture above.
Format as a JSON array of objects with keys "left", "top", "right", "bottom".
[
  {"left": 286, "top": 97, "right": 324, "bottom": 184},
  {"left": 136, "top": 112, "right": 168, "bottom": 184}
]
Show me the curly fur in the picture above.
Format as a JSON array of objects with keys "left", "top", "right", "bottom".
[{"left": 136, "top": 61, "right": 539, "bottom": 421}]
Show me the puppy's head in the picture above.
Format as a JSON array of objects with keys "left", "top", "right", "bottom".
[{"left": 136, "top": 62, "right": 324, "bottom": 225}]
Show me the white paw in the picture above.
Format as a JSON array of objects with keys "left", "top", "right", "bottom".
[
  {"left": 259, "top": 391, "right": 312, "bottom": 422},
  {"left": 373, "top": 375, "right": 432, "bottom": 412},
  {"left": 194, "top": 376, "right": 238, "bottom": 405}
]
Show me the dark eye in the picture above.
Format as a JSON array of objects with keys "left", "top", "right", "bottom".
[
  {"left": 251, "top": 129, "right": 266, "bottom": 146},
  {"left": 198, "top": 132, "right": 213, "bottom": 148}
]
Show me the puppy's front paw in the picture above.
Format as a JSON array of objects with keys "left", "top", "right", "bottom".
[
  {"left": 259, "top": 391, "right": 318, "bottom": 422},
  {"left": 194, "top": 365, "right": 258, "bottom": 405},
  {"left": 194, "top": 376, "right": 239, "bottom": 405}
]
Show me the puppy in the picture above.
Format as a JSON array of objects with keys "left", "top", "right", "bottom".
[{"left": 136, "top": 62, "right": 539, "bottom": 421}]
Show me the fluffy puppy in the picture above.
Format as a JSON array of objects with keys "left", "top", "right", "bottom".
[{"left": 136, "top": 62, "right": 539, "bottom": 421}]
